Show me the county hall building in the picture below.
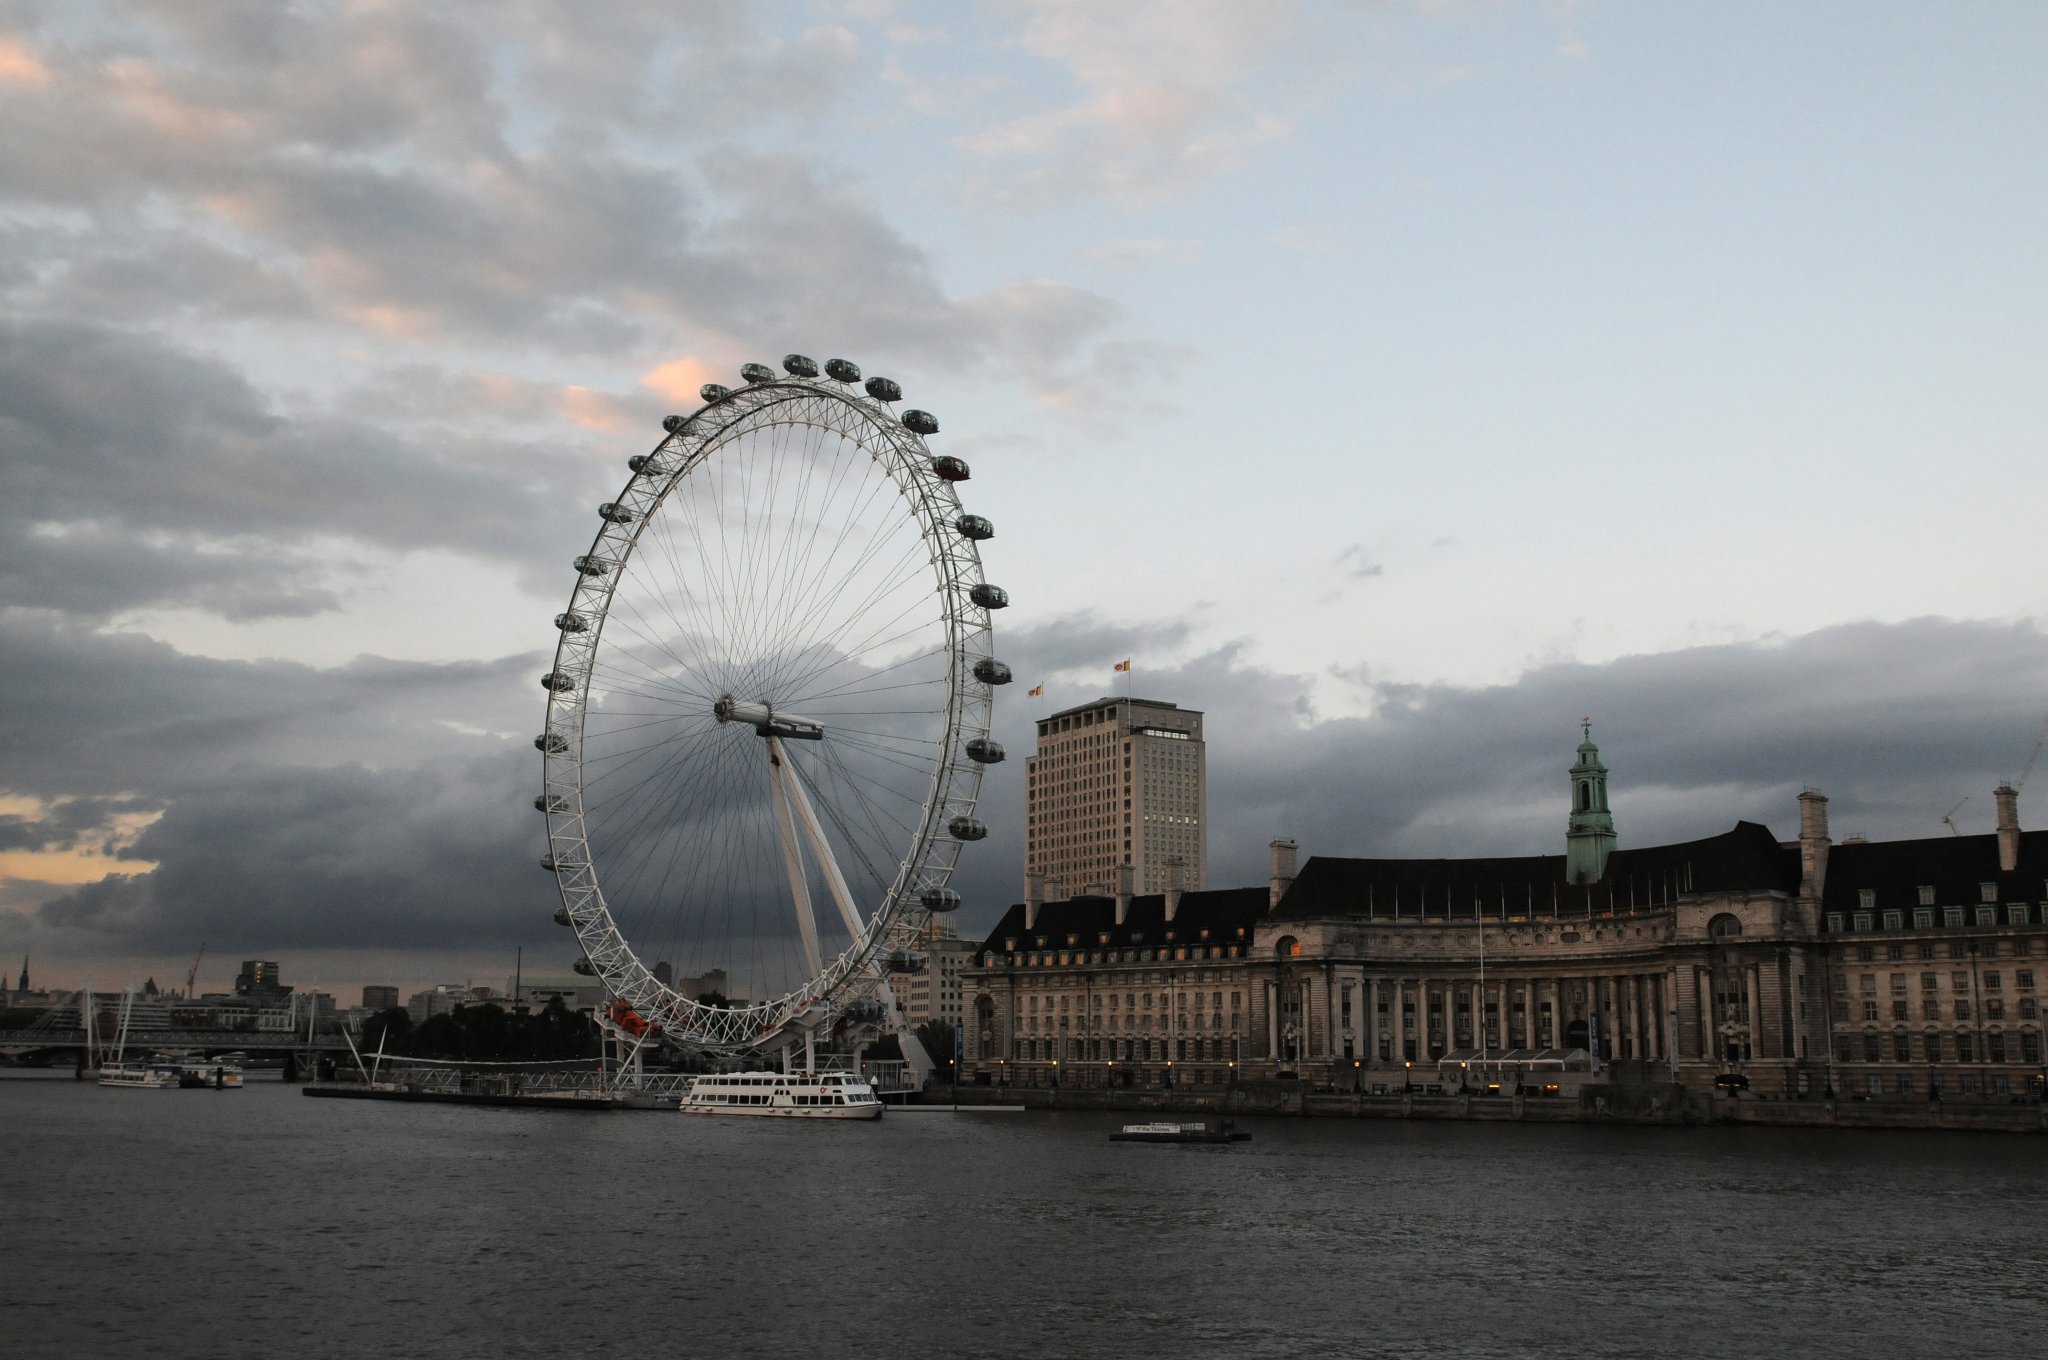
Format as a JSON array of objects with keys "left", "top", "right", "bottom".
[{"left": 962, "top": 719, "right": 2048, "bottom": 1102}]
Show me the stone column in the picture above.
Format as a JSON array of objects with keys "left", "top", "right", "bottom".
[
  {"left": 1264, "top": 979, "right": 1277, "bottom": 1059},
  {"left": 1746, "top": 962, "right": 1764, "bottom": 1062},
  {"left": 1301, "top": 978, "right": 1314, "bottom": 1059}
]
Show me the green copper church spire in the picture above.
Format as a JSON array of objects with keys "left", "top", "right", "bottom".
[{"left": 1566, "top": 717, "right": 1616, "bottom": 885}]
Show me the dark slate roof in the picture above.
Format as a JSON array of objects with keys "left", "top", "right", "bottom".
[
  {"left": 974, "top": 886, "right": 1269, "bottom": 952},
  {"left": 1270, "top": 821, "right": 1800, "bottom": 921},
  {"left": 1822, "top": 829, "right": 2048, "bottom": 915}
]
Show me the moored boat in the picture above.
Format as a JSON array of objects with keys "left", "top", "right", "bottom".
[
  {"left": 679, "top": 1071, "right": 884, "bottom": 1120},
  {"left": 98, "top": 1060, "right": 182, "bottom": 1089},
  {"left": 1110, "top": 1121, "right": 1250, "bottom": 1144},
  {"left": 174, "top": 1055, "right": 245, "bottom": 1089}
]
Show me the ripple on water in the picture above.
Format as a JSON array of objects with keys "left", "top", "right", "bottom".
[{"left": 3, "top": 1077, "right": 2043, "bottom": 1358}]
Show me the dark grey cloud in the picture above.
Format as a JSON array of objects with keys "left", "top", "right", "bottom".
[
  {"left": 0, "top": 5, "right": 1126, "bottom": 381},
  {"left": 0, "top": 317, "right": 597, "bottom": 618},
  {"left": 939, "top": 615, "right": 2048, "bottom": 934},
  {"left": 10, "top": 612, "right": 2048, "bottom": 965}
]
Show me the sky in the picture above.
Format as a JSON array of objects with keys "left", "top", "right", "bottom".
[{"left": 3, "top": 0, "right": 2046, "bottom": 1002}]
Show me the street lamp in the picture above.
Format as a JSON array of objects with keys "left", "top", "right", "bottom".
[
  {"left": 1352, "top": 1059, "right": 1362, "bottom": 1093},
  {"left": 1404, "top": 1059, "right": 1414, "bottom": 1094}
]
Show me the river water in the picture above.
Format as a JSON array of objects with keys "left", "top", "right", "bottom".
[{"left": 3, "top": 1072, "right": 2043, "bottom": 1359}]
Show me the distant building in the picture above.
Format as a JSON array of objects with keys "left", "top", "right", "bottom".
[
  {"left": 234, "top": 960, "right": 293, "bottom": 1007},
  {"left": 900, "top": 917, "right": 976, "bottom": 1032},
  {"left": 406, "top": 984, "right": 469, "bottom": 1024},
  {"left": 964, "top": 728, "right": 2048, "bottom": 1103},
  {"left": 362, "top": 985, "right": 400, "bottom": 1012},
  {"left": 1026, "top": 696, "right": 1206, "bottom": 900}
]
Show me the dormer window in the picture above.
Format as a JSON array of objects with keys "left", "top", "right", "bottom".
[
  {"left": 1918, "top": 885, "right": 1936, "bottom": 906},
  {"left": 1980, "top": 883, "right": 1998, "bottom": 903},
  {"left": 1858, "top": 889, "right": 1876, "bottom": 910}
]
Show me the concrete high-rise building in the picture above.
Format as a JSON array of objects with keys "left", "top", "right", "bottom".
[
  {"left": 1025, "top": 696, "right": 1206, "bottom": 899},
  {"left": 362, "top": 985, "right": 400, "bottom": 1012}
]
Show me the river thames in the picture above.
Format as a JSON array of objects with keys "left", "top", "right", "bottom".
[{"left": 3, "top": 1072, "right": 2042, "bottom": 1359}]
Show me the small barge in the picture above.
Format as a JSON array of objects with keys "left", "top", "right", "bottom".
[{"left": 1110, "top": 1121, "right": 1251, "bottom": 1144}]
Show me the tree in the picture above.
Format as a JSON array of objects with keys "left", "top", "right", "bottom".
[{"left": 359, "top": 1006, "right": 411, "bottom": 1053}]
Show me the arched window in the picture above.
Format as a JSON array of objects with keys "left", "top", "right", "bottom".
[
  {"left": 1578, "top": 782, "right": 1592, "bottom": 812},
  {"left": 1708, "top": 913, "right": 1743, "bottom": 938},
  {"left": 1274, "top": 935, "right": 1301, "bottom": 957}
]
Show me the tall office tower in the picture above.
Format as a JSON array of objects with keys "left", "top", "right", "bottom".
[{"left": 1025, "top": 696, "right": 1206, "bottom": 899}]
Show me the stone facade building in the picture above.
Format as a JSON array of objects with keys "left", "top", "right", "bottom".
[{"left": 963, "top": 730, "right": 2048, "bottom": 1102}]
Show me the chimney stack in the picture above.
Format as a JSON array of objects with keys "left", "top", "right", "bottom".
[
  {"left": 1269, "top": 838, "right": 1298, "bottom": 911},
  {"left": 1996, "top": 784, "right": 2021, "bottom": 874},
  {"left": 1165, "top": 858, "right": 1184, "bottom": 923},
  {"left": 1797, "top": 790, "right": 1830, "bottom": 901},
  {"left": 1114, "top": 863, "right": 1134, "bottom": 926},
  {"left": 1024, "top": 870, "right": 1044, "bottom": 932}
]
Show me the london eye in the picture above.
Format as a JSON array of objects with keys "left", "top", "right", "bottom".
[{"left": 535, "top": 355, "right": 1008, "bottom": 1069}]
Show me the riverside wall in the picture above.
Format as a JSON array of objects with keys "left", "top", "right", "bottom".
[{"left": 925, "top": 1082, "right": 2048, "bottom": 1134}]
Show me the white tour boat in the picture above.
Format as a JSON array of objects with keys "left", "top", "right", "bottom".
[
  {"left": 679, "top": 1071, "right": 884, "bottom": 1120},
  {"left": 97, "top": 1060, "right": 182, "bottom": 1089}
]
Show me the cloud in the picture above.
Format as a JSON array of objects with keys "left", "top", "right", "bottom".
[
  {"left": 0, "top": 318, "right": 581, "bottom": 619},
  {"left": 956, "top": 0, "right": 1300, "bottom": 205},
  {"left": 940, "top": 616, "right": 2048, "bottom": 927},
  {"left": 1336, "top": 544, "right": 1385, "bottom": 579}
]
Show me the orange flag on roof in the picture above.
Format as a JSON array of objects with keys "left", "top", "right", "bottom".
[
  {"left": 1114, "top": 659, "right": 1131, "bottom": 672},
  {"left": 1028, "top": 684, "right": 1044, "bottom": 697}
]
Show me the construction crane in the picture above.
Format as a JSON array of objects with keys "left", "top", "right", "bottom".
[
  {"left": 1941, "top": 797, "right": 1968, "bottom": 836},
  {"left": 184, "top": 942, "right": 205, "bottom": 1000}
]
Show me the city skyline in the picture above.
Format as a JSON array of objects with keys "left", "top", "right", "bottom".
[{"left": 3, "top": 3, "right": 2047, "bottom": 997}]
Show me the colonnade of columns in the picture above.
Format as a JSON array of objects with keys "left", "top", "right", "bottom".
[{"left": 1262, "top": 967, "right": 1676, "bottom": 1066}]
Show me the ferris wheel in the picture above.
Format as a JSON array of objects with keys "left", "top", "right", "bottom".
[{"left": 535, "top": 354, "right": 1008, "bottom": 1065}]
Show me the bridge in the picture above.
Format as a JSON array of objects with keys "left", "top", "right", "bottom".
[{"left": 0, "top": 1027, "right": 358, "bottom": 1056}]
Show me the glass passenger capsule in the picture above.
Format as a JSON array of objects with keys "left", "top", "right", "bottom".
[
  {"left": 783, "top": 354, "right": 819, "bottom": 378},
  {"left": 541, "top": 854, "right": 561, "bottom": 872},
  {"left": 598, "top": 502, "right": 633, "bottom": 524},
  {"left": 947, "top": 816, "right": 989, "bottom": 841},
  {"left": 740, "top": 362, "right": 776, "bottom": 384},
  {"left": 535, "top": 793, "right": 569, "bottom": 813},
  {"left": 972, "top": 658, "right": 1012, "bottom": 685},
  {"left": 553, "top": 906, "right": 572, "bottom": 927},
  {"left": 573, "top": 555, "right": 611, "bottom": 577},
  {"left": 965, "top": 737, "right": 1004, "bottom": 764},
  {"left": 902, "top": 409, "right": 939, "bottom": 435},
  {"left": 969, "top": 583, "right": 1008, "bottom": 609},
  {"left": 535, "top": 732, "right": 569, "bottom": 754},
  {"left": 541, "top": 671, "right": 577, "bottom": 693},
  {"left": 954, "top": 514, "right": 994, "bottom": 541},
  {"left": 555, "top": 612, "right": 587, "bottom": 633},
  {"left": 824, "top": 358, "right": 862, "bottom": 383},
  {"left": 662, "top": 414, "right": 688, "bottom": 433},
  {"left": 699, "top": 382, "right": 731, "bottom": 402},
  {"left": 573, "top": 958, "right": 595, "bottom": 976},
  {"left": 930, "top": 456, "right": 970, "bottom": 482},
  {"left": 628, "top": 453, "right": 668, "bottom": 475},
  {"left": 864, "top": 375, "right": 902, "bottom": 402},
  {"left": 921, "top": 888, "right": 964, "bottom": 913},
  {"left": 884, "top": 949, "right": 925, "bottom": 974}
]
